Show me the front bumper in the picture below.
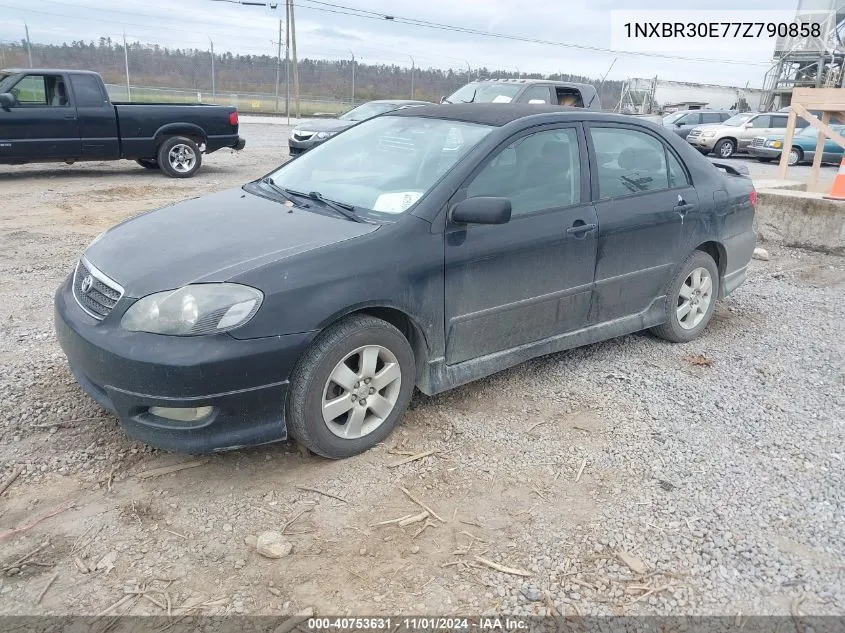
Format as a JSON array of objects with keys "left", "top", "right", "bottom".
[
  {"left": 748, "top": 146, "right": 782, "bottom": 159},
  {"left": 687, "top": 135, "right": 718, "bottom": 150},
  {"left": 54, "top": 275, "right": 314, "bottom": 453},
  {"left": 288, "top": 137, "right": 326, "bottom": 156}
]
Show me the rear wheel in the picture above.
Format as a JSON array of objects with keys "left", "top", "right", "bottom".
[
  {"left": 715, "top": 138, "right": 736, "bottom": 159},
  {"left": 136, "top": 158, "right": 159, "bottom": 170},
  {"left": 286, "top": 315, "right": 415, "bottom": 459},
  {"left": 651, "top": 250, "right": 719, "bottom": 343},
  {"left": 157, "top": 136, "right": 202, "bottom": 178},
  {"left": 788, "top": 147, "right": 803, "bottom": 166}
]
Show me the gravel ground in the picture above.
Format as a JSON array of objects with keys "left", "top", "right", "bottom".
[{"left": 0, "top": 122, "right": 843, "bottom": 616}]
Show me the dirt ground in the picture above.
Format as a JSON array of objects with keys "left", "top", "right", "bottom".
[{"left": 0, "top": 122, "right": 843, "bottom": 618}]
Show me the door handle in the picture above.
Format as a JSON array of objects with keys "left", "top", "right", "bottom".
[
  {"left": 566, "top": 222, "right": 596, "bottom": 235},
  {"left": 674, "top": 194, "right": 697, "bottom": 216}
]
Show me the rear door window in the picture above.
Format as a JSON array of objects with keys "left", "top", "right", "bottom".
[
  {"left": 590, "top": 126, "right": 688, "bottom": 198},
  {"left": 519, "top": 86, "right": 553, "bottom": 104},
  {"left": 71, "top": 74, "right": 107, "bottom": 107}
]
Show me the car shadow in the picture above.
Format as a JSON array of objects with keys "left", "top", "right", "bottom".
[{"left": 0, "top": 163, "right": 235, "bottom": 182}]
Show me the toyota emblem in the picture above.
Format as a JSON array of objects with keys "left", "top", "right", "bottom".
[{"left": 80, "top": 274, "right": 94, "bottom": 294}]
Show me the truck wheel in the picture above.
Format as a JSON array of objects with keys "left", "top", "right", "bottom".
[
  {"left": 157, "top": 136, "right": 202, "bottom": 178},
  {"left": 136, "top": 158, "right": 159, "bottom": 170},
  {"left": 286, "top": 315, "right": 415, "bottom": 459}
]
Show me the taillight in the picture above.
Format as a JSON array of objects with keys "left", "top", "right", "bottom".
[
  {"left": 750, "top": 190, "right": 758, "bottom": 207},
  {"left": 229, "top": 111, "right": 239, "bottom": 126}
]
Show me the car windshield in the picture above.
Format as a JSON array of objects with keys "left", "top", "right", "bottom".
[
  {"left": 339, "top": 102, "right": 398, "bottom": 122},
  {"left": 723, "top": 113, "right": 755, "bottom": 127},
  {"left": 265, "top": 115, "right": 492, "bottom": 220},
  {"left": 444, "top": 82, "right": 523, "bottom": 104},
  {"left": 663, "top": 111, "right": 686, "bottom": 124}
]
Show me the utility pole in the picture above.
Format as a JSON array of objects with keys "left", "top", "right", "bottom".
[
  {"left": 350, "top": 50, "right": 356, "bottom": 106},
  {"left": 285, "top": 0, "right": 291, "bottom": 122},
  {"left": 123, "top": 32, "right": 131, "bottom": 101},
  {"left": 24, "top": 22, "right": 33, "bottom": 67},
  {"left": 209, "top": 38, "right": 216, "bottom": 101},
  {"left": 408, "top": 55, "right": 414, "bottom": 99},
  {"left": 290, "top": 0, "right": 299, "bottom": 119},
  {"left": 465, "top": 61, "right": 471, "bottom": 85},
  {"left": 274, "top": 19, "right": 282, "bottom": 113}
]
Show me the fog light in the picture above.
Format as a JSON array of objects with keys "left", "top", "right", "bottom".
[{"left": 148, "top": 406, "right": 214, "bottom": 422}]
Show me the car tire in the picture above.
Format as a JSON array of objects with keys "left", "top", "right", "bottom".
[
  {"left": 136, "top": 158, "right": 159, "bottom": 170},
  {"left": 788, "top": 147, "right": 803, "bottom": 166},
  {"left": 157, "top": 136, "right": 202, "bottom": 178},
  {"left": 715, "top": 139, "right": 736, "bottom": 159},
  {"left": 286, "top": 314, "right": 416, "bottom": 459},
  {"left": 650, "top": 250, "right": 720, "bottom": 344}
]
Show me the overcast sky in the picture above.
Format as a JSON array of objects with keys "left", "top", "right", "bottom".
[{"left": 0, "top": 0, "right": 806, "bottom": 87}]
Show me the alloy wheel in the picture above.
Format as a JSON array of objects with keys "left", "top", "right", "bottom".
[
  {"left": 168, "top": 144, "right": 197, "bottom": 173},
  {"left": 321, "top": 345, "right": 402, "bottom": 439},
  {"left": 677, "top": 267, "right": 713, "bottom": 330}
]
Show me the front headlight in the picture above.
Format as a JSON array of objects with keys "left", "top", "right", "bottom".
[
  {"left": 767, "top": 140, "right": 783, "bottom": 149},
  {"left": 701, "top": 131, "right": 716, "bottom": 138},
  {"left": 316, "top": 131, "right": 336, "bottom": 140},
  {"left": 121, "top": 283, "right": 263, "bottom": 336}
]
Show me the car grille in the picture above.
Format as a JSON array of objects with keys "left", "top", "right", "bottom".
[
  {"left": 750, "top": 137, "right": 766, "bottom": 148},
  {"left": 377, "top": 135, "right": 417, "bottom": 154},
  {"left": 687, "top": 129, "right": 702, "bottom": 139},
  {"left": 72, "top": 258, "right": 124, "bottom": 320},
  {"left": 292, "top": 131, "right": 314, "bottom": 141}
]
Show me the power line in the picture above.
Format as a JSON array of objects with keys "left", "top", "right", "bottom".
[
  {"left": 2, "top": 0, "right": 474, "bottom": 69},
  {"left": 290, "top": 0, "right": 771, "bottom": 67}
]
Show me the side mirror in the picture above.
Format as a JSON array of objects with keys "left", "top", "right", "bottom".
[
  {"left": 450, "top": 197, "right": 511, "bottom": 225},
  {"left": 675, "top": 121, "right": 684, "bottom": 127},
  {"left": 440, "top": 96, "right": 447, "bottom": 104},
  {"left": 0, "top": 93, "right": 14, "bottom": 110},
  {"left": 743, "top": 122, "right": 753, "bottom": 128}
]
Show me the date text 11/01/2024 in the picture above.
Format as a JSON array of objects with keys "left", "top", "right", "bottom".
[{"left": 306, "top": 618, "right": 528, "bottom": 631}]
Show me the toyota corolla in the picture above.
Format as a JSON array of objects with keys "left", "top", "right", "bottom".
[{"left": 55, "top": 104, "right": 757, "bottom": 457}]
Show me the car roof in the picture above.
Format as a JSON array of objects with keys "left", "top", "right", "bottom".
[
  {"left": 367, "top": 99, "right": 433, "bottom": 106},
  {"left": 476, "top": 78, "right": 594, "bottom": 89},
  {"left": 390, "top": 103, "right": 637, "bottom": 127},
  {"left": 1, "top": 68, "right": 101, "bottom": 75}
]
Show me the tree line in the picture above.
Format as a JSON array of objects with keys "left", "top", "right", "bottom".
[{"left": 1, "top": 39, "right": 623, "bottom": 107}]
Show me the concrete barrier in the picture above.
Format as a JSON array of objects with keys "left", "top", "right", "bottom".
[{"left": 755, "top": 188, "right": 845, "bottom": 255}]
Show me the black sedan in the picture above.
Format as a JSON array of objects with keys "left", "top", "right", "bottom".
[
  {"left": 288, "top": 99, "right": 432, "bottom": 156},
  {"left": 55, "top": 104, "right": 757, "bottom": 457}
]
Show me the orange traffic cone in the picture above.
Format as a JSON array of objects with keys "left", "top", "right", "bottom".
[{"left": 825, "top": 156, "right": 845, "bottom": 200}]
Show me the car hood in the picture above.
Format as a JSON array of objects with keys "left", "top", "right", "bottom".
[
  {"left": 294, "top": 119, "right": 356, "bottom": 133},
  {"left": 84, "top": 187, "right": 379, "bottom": 297}
]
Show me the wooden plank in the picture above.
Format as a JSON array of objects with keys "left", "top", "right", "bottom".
[
  {"left": 792, "top": 104, "right": 845, "bottom": 149},
  {"left": 778, "top": 107, "right": 798, "bottom": 179},
  {"left": 809, "top": 110, "right": 830, "bottom": 190},
  {"left": 792, "top": 88, "right": 845, "bottom": 110}
]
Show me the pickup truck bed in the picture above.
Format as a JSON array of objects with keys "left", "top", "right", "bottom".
[{"left": 0, "top": 68, "right": 245, "bottom": 178}]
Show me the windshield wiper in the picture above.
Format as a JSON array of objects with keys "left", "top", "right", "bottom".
[
  {"left": 283, "top": 188, "right": 362, "bottom": 222},
  {"left": 458, "top": 88, "right": 478, "bottom": 104},
  {"left": 259, "top": 176, "right": 298, "bottom": 204}
]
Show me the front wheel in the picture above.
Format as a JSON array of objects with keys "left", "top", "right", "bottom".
[
  {"left": 715, "top": 138, "right": 736, "bottom": 159},
  {"left": 788, "top": 147, "right": 803, "bottom": 166},
  {"left": 286, "top": 315, "right": 415, "bottom": 459},
  {"left": 157, "top": 136, "right": 202, "bottom": 178},
  {"left": 651, "top": 250, "right": 719, "bottom": 343}
]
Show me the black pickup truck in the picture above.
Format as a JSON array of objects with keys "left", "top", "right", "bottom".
[{"left": 0, "top": 69, "right": 245, "bottom": 178}]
